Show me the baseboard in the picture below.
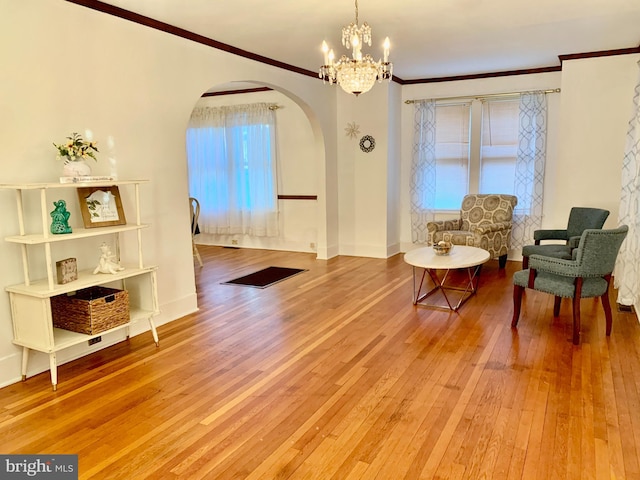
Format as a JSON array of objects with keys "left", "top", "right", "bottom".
[
  {"left": 386, "top": 243, "right": 401, "bottom": 258},
  {"left": 338, "top": 243, "right": 391, "bottom": 259},
  {"left": 317, "top": 243, "right": 339, "bottom": 260}
]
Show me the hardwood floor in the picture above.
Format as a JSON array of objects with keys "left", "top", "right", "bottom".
[{"left": 1, "top": 245, "right": 640, "bottom": 479}]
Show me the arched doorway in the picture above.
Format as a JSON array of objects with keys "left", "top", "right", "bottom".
[{"left": 185, "top": 81, "right": 324, "bottom": 259}]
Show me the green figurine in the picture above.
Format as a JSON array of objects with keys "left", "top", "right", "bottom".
[{"left": 50, "top": 199, "right": 72, "bottom": 234}]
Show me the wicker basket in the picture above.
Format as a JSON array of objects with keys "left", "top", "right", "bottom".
[{"left": 51, "top": 286, "right": 130, "bottom": 335}]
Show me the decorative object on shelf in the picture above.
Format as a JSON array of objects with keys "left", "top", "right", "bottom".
[
  {"left": 345, "top": 122, "right": 361, "bottom": 139},
  {"left": 50, "top": 200, "right": 72, "bottom": 234},
  {"left": 62, "top": 158, "right": 92, "bottom": 177},
  {"left": 93, "top": 242, "right": 124, "bottom": 275},
  {"left": 319, "top": 0, "right": 392, "bottom": 96},
  {"left": 359, "top": 135, "right": 376, "bottom": 153},
  {"left": 77, "top": 185, "right": 126, "bottom": 228},
  {"left": 56, "top": 257, "right": 78, "bottom": 284},
  {"left": 59, "top": 175, "right": 116, "bottom": 184},
  {"left": 433, "top": 241, "right": 453, "bottom": 256},
  {"left": 54, "top": 132, "right": 99, "bottom": 178}
]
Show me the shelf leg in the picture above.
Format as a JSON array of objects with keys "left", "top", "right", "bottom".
[
  {"left": 148, "top": 317, "right": 159, "bottom": 347},
  {"left": 21, "top": 347, "right": 29, "bottom": 381},
  {"left": 149, "top": 270, "right": 160, "bottom": 347},
  {"left": 49, "top": 352, "right": 58, "bottom": 391}
]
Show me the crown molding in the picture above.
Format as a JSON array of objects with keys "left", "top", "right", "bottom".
[
  {"left": 559, "top": 46, "right": 640, "bottom": 64},
  {"left": 65, "top": 1, "right": 640, "bottom": 87},
  {"left": 202, "top": 87, "right": 273, "bottom": 97},
  {"left": 397, "top": 66, "right": 562, "bottom": 85},
  {"left": 65, "top": 0, "right": 318, "bottom": 79}
]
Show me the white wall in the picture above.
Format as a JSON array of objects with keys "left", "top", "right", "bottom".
[
  {"left": 190, "top": 89, "right": 319, "bottom": 253},
  {"left": 0, "top": 0, "right": 338, "bottom": 387},
  {"left": 387, "top": 82, "right": 403, "bottom": 258},
  {"left": 551, "top": 54, "right": 640, "bottom": 229},
  {"left": 337, "top": 83, "right": 398, "bottom": 258}
]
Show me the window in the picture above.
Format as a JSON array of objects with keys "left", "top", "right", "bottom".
[
  {"left": 227, "top": 123, "right": 276, "bottom": 211},
  {"left": 479, "top": 99, "right": 519, "bottom": 195},
  {"left": 433, "top": 103, "right": 471, "bottom": 210},
  {"left": 430, "top": 99, "right": 520, "bottom": 209},
  {"left": 411, "top": 92, "right": 548, "bottom": 248},
  {"left": 187, "top": 102, "right": 279, "bottom": 237}
]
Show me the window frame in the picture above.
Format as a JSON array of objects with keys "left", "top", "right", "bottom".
[{"left": 430, "top": 97, "right": 520, "bottom": 212}]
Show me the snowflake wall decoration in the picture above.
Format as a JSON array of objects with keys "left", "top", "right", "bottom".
[{"left": 344, "top": 122, "right": 360, "bottom": 139}]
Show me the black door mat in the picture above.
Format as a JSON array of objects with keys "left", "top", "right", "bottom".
[{"left": 221, "top": 267, "right": 307, "bottom": 288}]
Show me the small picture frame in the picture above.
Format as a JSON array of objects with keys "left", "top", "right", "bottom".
[{"left": 77, "top": 186, "right": 126, "bottom": 229}]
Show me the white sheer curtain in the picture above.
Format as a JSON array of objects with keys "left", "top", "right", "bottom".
[
  {"left": 511, "top": 92, "right": 547, "bottom": 250},
  {"left": 410, "top": 100, "right": 436, "bottom": 243},
  {"left": 187, "top": 102, "right": 279, "bottom": 237},
  {"left": 615, "top": 60, "right": 640, "bottom": 306}
]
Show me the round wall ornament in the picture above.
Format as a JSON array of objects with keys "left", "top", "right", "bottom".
[{"left": 359, "top": 135, "right": 376, "bottom": 153}]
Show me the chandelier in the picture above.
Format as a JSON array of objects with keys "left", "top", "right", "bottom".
[{"left": 319, "top": 0, "right": 392, "bottom": 96}]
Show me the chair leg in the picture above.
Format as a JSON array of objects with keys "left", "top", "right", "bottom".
[
  {"left": 512, "top": 284, "right": 524, "bottom": 327},
  {"left": 193, "top": 240, "right": 203, "bottom": 268},
  {"left": 572, "top": 278, "right": 583, "bottom": 345},
  {"left": 522, "top": 256, "right": 529, "bottom": 269},
  {"left": 553, "top": 296, "right": 561, "bottom": 317},
  {"left": 602, "top": 291, "right": 613, "bottom": 336},
  {"left": 572, "top": 296, "right": 581, "bottom": 345},
  {"left": 601, "top": 275, "right": 613, "bottom": 336},
  {"left": 499, "top": 254, "right": 507, "bottom": 269}
]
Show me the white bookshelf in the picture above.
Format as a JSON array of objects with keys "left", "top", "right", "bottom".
[{"left": 1, "top": 180, "right": 159, "bottom": 391}]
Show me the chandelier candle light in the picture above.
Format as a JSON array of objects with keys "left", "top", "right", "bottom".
[{"left": 319, "top": 0, "right": 392, "bottom": 96}]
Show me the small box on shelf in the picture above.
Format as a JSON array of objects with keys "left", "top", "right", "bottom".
[{"left": 56, "top": 257, "right": 78, "bottom": 284}]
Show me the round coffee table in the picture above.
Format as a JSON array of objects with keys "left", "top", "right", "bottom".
[{"left": 403, "top": 245, "right": 490, "bottom": 311}]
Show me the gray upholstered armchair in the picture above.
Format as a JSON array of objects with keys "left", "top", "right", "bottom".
[
  {"left": 521, "top": 207, "right": 609, "bottom": 268},
  {"left": 512, "top": 225, "right": 628, "bottom": 345},
  {"left": 427, "top": 194, "right": 518, "bottom": 268}
]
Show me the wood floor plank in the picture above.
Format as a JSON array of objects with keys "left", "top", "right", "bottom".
[{"left": 1, "top": 246, "right": 640, "bottom": 479}]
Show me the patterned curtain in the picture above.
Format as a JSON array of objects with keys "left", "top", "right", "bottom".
[
  {"left": 511, "top": 92, "right": 547, "bottom": 250},
  {"left": 410, "top": 100, "right": 437, "bottom": 243},
  {"left": 615, "top": 60, "right": 640, "bottom": 306}
]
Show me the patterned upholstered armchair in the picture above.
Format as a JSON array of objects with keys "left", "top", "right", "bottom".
[{"left": 427, "top": 194, "right": 518, "bottom": 268}]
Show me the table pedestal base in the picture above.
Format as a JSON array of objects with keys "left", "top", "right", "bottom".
[{"left": 412, "top": 265, "right": 483, "bottom": 311}]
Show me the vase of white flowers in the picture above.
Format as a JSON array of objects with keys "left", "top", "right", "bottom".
[{"left": 54, "top": 132, "right": 99, "bottom": 177}]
